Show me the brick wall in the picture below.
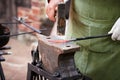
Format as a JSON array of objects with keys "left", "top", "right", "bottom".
[{"left": 17, "top": 0, "right": 46, "bottom": 32}]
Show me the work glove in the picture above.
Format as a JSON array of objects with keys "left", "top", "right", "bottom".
[{"left": 108, "top": 17, "right": 120, "bottom": 41}]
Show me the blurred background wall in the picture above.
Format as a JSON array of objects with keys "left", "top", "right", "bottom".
[
  {"left": 17, "top": 0, "right": 46, "bottom": 45},
  {"left": 18, "top": 0, "right": 45, "bottom": 32}
]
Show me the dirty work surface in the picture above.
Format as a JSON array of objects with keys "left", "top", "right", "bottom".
[{"left": 1, "top": 38, "right": 32, "bottom": 80}]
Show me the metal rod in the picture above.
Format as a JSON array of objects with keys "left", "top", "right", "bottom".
[
  {"left": 70, "top": 33, "right": 112, "bottom": 42},
  {"left": 13, "top": 17, "right": 41, "bottom": 34},
  {"left": 0, "top": 46, "right": 11, "bottom": 50},
  {"left": 0, "top": 31, "right": 35, "bottom": 38},
  {"left": 48, "top": 33, "right": 112, "bottom": 43},
  {"left": 0, "top": 22, "right": 32, "bottom": 24}
]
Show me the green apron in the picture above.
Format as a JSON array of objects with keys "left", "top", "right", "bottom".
[{"left": 66, "top": 0, "right": 120, "bottom": 80}]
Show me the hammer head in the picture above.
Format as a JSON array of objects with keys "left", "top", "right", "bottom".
[{"left": 57, "top": 3, "right": 66, "bottom": 35}]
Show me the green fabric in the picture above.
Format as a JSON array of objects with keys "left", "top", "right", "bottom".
[{"left": 66, "top": 0, "right": 120, "bottom": 80}]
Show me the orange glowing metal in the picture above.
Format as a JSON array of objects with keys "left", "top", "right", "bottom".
[
  {"left": 48, "top": 33, "right": 112, "bottom": 43},
  {"left": 48, "top": 39, "right": 69, "bottom": 43}
]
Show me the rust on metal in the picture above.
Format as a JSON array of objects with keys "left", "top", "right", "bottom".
[{"left": 37, "top": 34, "right": 80, "bottom": 77}]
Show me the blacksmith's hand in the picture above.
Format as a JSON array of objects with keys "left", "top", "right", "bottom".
[
  {"left": 46, "top": 0, "right": 64, "bottom": 21},
  {"left": 108, "top": 17, "right": 120, "bottom": 41}
]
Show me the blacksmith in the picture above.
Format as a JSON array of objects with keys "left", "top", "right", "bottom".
[{"left": 46, "top": 0, "right": 120, "bottom": 80}]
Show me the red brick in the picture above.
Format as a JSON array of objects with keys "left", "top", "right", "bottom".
[
  {"left": 18, "top": 10, "right": 25, "bottom": 16},
  {"left": 32, "top": 1, "right": 40, "bottom": 7},
  {"left": 18, "top": 7, "right": 30, "bottom": 12},
  {"left": 18, "top": 25, "right": 27, "bottom": 31},
  {"left": 18, "top": 11, "right": 23, "bottom": 17},
  {"left": 39, "top": 2, "right": 45, "bottom": 7},
  {"left": 31, "top": 23, "right": 40, "bottom": 29},
  {"left": 28, "top": 14, "right": 39, "bottom": 21},
  {"left": 32, "top": 7, "right": 40, "bottom": 15},
  {"left": 17, "top": 0, "right": 45, "bottom": 32}
]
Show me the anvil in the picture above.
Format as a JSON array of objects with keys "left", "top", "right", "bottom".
[{"left": 38, "top": 34, "right": 80, "bottom": 79}]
